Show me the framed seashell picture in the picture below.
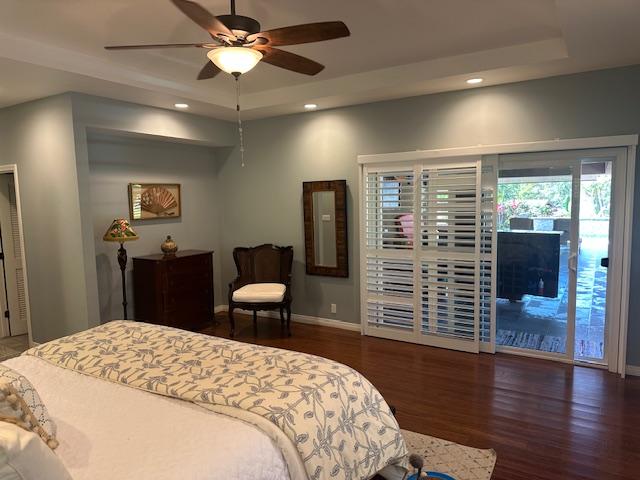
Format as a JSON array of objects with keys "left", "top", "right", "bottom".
[{"left": 128, "top": 183, "right": 181, "bottom": 220}]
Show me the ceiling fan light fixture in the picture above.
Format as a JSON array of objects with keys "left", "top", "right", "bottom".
[{"left": 207, "top": 47, "right": 262, "bottom": 75}]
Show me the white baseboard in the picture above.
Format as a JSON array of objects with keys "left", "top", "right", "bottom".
[
  {"left": 625, "top": 365, "right": 640, "bottom": 376},
  {"left": 214, "top": 305, "right": 361, "bottom": 332}
]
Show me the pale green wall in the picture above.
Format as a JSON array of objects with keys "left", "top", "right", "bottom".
[
  {"left": 217, "top": 65, "right": 640, "bottom": 364},
  {"left": 217, "top": 114, "right": 360, "bottom": 323},
  {"left": 87, "top": 134, "right": 223, "bottom": 322},
  {"left": 0, "top": 93, "right": 236, "bottom": 342},
  {"left": 0, "top": 94, "right": 93, "bottom": 342},
  {"left": 71, "top": 93, "right": 236, "bottom": 330}
]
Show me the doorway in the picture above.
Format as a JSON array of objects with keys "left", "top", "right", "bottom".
[
  {"left": 495, "top": 151, "right": 615, "bottom": 366},
  {"left": 0, "top": 173, "right": 29, "bottom": 343}
]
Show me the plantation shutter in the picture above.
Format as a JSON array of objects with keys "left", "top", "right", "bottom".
[
  {"left": 418, "top": 158, "right": 482, "bottom": 352},
  {"left": 362, "top": 156, "right": 491, "bottom": 354},
  {"left": 362, "top": 167, "right": 417, "bottom": 340}
]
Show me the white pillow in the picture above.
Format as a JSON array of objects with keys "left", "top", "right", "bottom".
[
  {"left": 0, "top": 364, "right": 57, "bottom": 449},
  {"left": 0, "top": 422, "right": 71, "bottom": 480}
]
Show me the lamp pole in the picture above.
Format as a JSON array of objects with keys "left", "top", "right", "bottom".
[{"left": 117, "top": 242, "right": 128, "bottom": 320}]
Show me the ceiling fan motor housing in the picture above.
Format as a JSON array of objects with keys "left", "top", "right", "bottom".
[{"left": 217, "top": 14, "right": 261, "bottom": 40}]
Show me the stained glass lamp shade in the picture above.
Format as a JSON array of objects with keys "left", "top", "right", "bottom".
[{"left": 103, "top": 219, "right": 139, "bottom": 243}]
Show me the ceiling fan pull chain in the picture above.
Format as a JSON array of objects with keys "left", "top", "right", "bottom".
[{"left": 235, "top": 74, "right": 245, "bottom": 168}]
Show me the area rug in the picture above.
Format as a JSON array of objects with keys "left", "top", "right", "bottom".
[
  {"left": 496, "top": 329, "right": 604, "bottom": 358},
  {"left": 402, "top": 429, "right": 496, "bottom": 480},
  {"left": 496, "top": 329, "right": 566, "bottom": 353},
  {"left": 0, "top": 344, "right": 22, "bottom": 362}
]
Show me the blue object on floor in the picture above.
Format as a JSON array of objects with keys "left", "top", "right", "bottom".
[{"left": 407, "top": 472, "right": 455, "bottom": 480}]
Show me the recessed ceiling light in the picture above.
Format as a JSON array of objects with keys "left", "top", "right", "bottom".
[
  {"left": 174, "top": 103, "right": 189, "bottom": 109},
  {"left": 304, "top": 103, "right": 318, "bottom": 110},
  {"left": 466, "top": 78, "right": 483, "bottom": 85}
]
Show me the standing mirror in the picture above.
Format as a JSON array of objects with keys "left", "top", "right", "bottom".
[{"left": 303, "top": 180, "right": 348, "bottom": 277}]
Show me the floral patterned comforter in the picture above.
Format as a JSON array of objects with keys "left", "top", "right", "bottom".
[{"left": 25, "top": 321, "right": 407, "bottom": 480}]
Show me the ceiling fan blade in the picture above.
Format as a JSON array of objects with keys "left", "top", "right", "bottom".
[
  {"left": 255, "top": 46, "right": 324, "bottom": 75},
  {"left": 197, "top": 61, "right": 221, "bottom": 80},
  {"left": 248, "top": 21, "right": 349, "bottom": 47},
  {"left": 105, "top": 43, "right": 211, "bottom": 50},
  {"left": 171, "top": 0, "right": 234, "bottom": 38}
]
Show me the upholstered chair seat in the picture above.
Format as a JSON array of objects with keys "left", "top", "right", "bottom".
[{"left": 232, "top": 283, "right": 286, "bottom": 303}]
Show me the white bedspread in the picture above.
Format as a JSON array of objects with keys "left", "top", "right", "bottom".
[{"left": 3, "top": 355, "right": 290, "bottom": 480}]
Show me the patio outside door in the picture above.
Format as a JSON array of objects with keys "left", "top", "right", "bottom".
[{"left": 495, "top": 152, "right": 613, "bottom": 365}]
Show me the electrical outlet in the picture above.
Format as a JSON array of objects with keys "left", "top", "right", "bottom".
[{"left": 330, "top": 303, "right": 337, "bottom": 314}]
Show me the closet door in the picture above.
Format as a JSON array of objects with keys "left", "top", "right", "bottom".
[
  {"left": 0, "top": 175, "right": 27, "bottom": 336},
  {"left": 418, "top": 157, "right": 482, "bottom": 353},
  {"left": 362, "top": 165, "right": 417, "bottom": 342}
]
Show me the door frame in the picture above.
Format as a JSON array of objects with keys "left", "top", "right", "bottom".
[
  {"left": 358, "top": 135, "right": 638, "bottom": 377},
  {"left": 0, "top": 165, "right": 33, "bottom": 346}
]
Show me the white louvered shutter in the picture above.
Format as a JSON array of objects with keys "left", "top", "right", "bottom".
[
  {"left": 361, "top": 156, "right": 492, "bottom": 354},
  {"left": 419, "top": 159, "right": 481, "bottom": 352},
  {"left": 363, "top": 168, "right": 416, "bottom": 339}
]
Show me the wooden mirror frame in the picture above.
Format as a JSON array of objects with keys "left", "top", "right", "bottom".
[{"left": 303, "top": 180, "right": 348, "bottom": 277}]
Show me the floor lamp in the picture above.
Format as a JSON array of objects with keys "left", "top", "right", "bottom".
[{"left": 103, "top": 219, "right": 139, "bottom": 320}]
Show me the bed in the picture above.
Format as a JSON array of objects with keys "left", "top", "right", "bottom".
[{"left": 0, "top": 321, "right": 407, "bottom": 480}]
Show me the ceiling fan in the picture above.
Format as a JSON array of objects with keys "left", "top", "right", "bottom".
[{"left": 105, "top": 0, "right": 350, "bottom": 79}]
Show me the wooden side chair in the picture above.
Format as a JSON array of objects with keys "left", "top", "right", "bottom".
[{"left": 228, "top": 244, "right": 293, "bottom": 337}]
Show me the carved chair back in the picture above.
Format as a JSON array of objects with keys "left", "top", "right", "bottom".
[{"left": 232, "top": 244, "right": 293, "bottom": 287}]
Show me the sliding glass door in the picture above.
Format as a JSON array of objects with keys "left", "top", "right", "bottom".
[
  {"left": 575, "top": 160, "right": 612, "bottom": 363},
  {"left": 495, "top": 153, "right": 614, "bottom": 365},
  {"left": 495, "top": 159, "right": 580, "bottom": 360},
  {"left": 361, "top": 146, "right": 628, "bottom": 371}
]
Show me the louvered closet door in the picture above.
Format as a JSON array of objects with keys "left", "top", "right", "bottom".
[
  {"left": 419, "top": 157, "right": 482, "bottom": 353},
  {"left": 362, "top": 166, "right": 417, "bottom": 342},
  {"left": 8, "top": 179, "right": 28, "bottom": 336},
  {"left": 0, "top": 175, "right": 28, "bottom": 336}
]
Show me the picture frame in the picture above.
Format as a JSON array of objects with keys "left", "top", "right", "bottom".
[{"left": 128, "top": 183, "right": 181, "bottom": 220}]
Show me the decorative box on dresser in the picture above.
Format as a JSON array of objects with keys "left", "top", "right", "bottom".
[{"left": 133, "top": 250, "right": 214, "bottom": 330}]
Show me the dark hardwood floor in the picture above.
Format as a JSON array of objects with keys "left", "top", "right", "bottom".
[{"left": 201, "top": 312, "right": 640, "bottom": 480}]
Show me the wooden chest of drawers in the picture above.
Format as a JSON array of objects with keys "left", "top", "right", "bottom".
[{"left": 133, "top": 250, "right": 214, "bottom": 330}]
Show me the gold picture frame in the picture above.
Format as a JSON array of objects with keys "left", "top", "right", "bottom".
[{"left": 128, "top": 183, "right": 181, "bottom": 220}]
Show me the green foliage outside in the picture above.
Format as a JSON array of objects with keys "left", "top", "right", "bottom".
[
  {"left": 583, "top": 176, "right": 611, "bottom": 217},
  {"left": 497, "top": 181, "right": 571, "bottom": 230},
  {"left": 497, "top": 177, "right": 611, "bottom": 230}
]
